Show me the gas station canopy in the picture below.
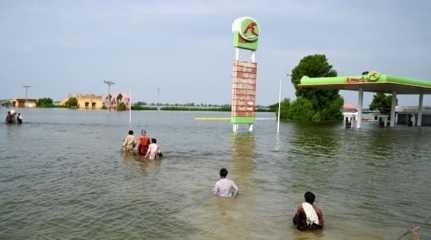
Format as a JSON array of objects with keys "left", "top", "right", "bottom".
[{"left": 299, "top": 72, "right": 431, "bottom": 94}]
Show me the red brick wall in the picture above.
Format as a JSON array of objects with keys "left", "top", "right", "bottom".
[{"left": 231, "top": 60, "right": 257, "bottom": 118}]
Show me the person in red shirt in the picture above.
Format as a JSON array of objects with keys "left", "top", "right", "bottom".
[
  {"left": 137, "top": 130, "right": 151, "bottom": 156},
  {"left": 293, "top": 191, "right": 324, "bottom": 231}
]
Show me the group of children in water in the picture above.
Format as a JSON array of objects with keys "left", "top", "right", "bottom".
[
  {"left": 122, "top": 129, "right": 324, "bottom": 231},
  {"left": 122, "top": 129, "right": 162, "bottom": 160},
  {"left": 213, "top": 168, "right": 324, "bottom": 231},
  {"left": 123, "top": 130, "right": 323, "bottom": 231},
  {"left": 4, "top": 110, "right": 23, "bottom": 124}
]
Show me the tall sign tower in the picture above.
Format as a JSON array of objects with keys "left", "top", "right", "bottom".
[{"left": 231, "top": 17, "right": 260, "bottom": 132}]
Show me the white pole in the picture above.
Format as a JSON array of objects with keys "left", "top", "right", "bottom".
[
  {"left": 233, "top": 124, "right": 238, "bottom": 133},
  {"left": 357, "top": 89, "right": 363, "bottom": 128},
  {"left": 418, "top": 93, "right": 423, "bottom": 127},
  {"left": 248, "top": 124, "right": 254, "bottom": 132},
  {"left": 390, "top": 91, "right": 397, "bottom": 127},
  {"left": 277, "top": 77, "right": 282, "bottom": 134},
  {"left": 129, "top": 89, "right": 132, "bottom": 128},
  {"left": 157, "top": 88, "right": 161, "bottom": 111}
]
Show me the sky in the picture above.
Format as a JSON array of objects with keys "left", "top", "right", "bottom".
[{"left": 1, "top": 0, "right": 431, "bottom": 106}]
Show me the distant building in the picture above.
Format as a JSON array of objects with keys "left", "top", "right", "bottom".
[
  {"left": 61, "top": 94, "right": 103, "bottom": 109},
  {"left": 104, "top": 92, "right": 130, "bottom": 111},
  {"left": 77, "top": 94, "right": 103, "bottom": 109},
  {"left": 342, "top": 103, "right": 358, "bottom": 128},
  {"left": 396, "top": 106, "right": 431, "bottom": 126},
  {"left": 11, "top": 98, "right": 38, "bottom": 108}
]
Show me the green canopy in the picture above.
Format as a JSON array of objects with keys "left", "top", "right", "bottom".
[{"left": 299, "top": 72, "right": 431, "bottom": 94}]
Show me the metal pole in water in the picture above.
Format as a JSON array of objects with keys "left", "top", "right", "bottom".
[
  {"left": 129, "top": 89, "right": 132, "bottom": 128},
  {"left": 276, "top": 77, "right": 282, "bottom": 134},
  {"left": 277, "top": 73, "right": 290, "bottom": 134},
  {"left": 157, "top": 88, "right": 160, "bottom": 111}
]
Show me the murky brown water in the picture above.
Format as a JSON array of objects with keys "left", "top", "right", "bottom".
[{"left": 1, "top": 109, "right": 430, "bottom": 239}]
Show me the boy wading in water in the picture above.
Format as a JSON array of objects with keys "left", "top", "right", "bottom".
[
  {"left": 145, "top": 138, "right": 161, "bottom": 160},
  {"left": 137, "top": 130, "right": 151, "bottom": 155},
  {"left": 293, "top": 191, "right": 324, "bottom": 231},
  {"left": 213, "top": 168, "right": 239, "bottom": 198},
  {"left": 122, "top": 130, "right": 136, "bottom": 152}
]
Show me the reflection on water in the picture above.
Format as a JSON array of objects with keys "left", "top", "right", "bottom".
[
  {"left": 121, "top": 153, "right": 162, "bottom": 174},
  {"left": 287, "top": 123, "right": 341, "bottom": 196},
  {"left": 289, "top": 123, "right": 340, "bottom": 158},
  {"left": 1, "top": 109, "right": 431, "bottom": 239},
  {"left": 230, "top": 133, "right": 256, "bottom": 190}
]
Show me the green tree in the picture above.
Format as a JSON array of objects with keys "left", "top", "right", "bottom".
[
  {"left": 369, "top": 93, "right": 395, "bottom": 114},
  {"left": 282, "top": 54, "right": 343, "bottom": 122},
  {"left": 117, "top": 102, "right": 127, "bottom": 111},
  {"left": 287, "top": 97, "right": 314, "bottom": 121},
  {"left": 64, "top": 97, "right": 78, "bottom": 108},
  {"left": 37, "top": 98, "right": 54, "bottom": 108}
]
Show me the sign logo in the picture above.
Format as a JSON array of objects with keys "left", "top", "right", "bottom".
[
  {"left": 232, "top": 17, "right": 260, "bottom": 51},
  {"left": 240, "top": 19, "right": 259, "bottom": 41}
]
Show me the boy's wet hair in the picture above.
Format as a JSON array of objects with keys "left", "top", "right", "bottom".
[
  {"left": 128, "top": 130, "right": 134, "bottom": 135},
  {"left": 219, "top": 168, "right": 228, "bottom": 178},
  {"left": 304, "top": 191, "right": 315, "bottom": 204},
  {"left": 151, "top": 138, "right": 157, "bottom": 144}
]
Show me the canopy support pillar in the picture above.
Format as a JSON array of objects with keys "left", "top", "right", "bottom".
[
  {"left": 390, "top": 91, "right": 397, "bottom": 127},
  {"left": 357, "top": 89, "right": 363, "bottom": 128},
  {"left": 233, "top": 124, "right": 239, "bottom": 133},
  {"left": 418, "top": 93, "right": 423, "bottom": 127}
]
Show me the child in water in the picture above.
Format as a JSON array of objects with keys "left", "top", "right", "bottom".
[
  {"left": 137, "top": 129, "right": 151, "bottom": 155},
  {"left": 213, "top": 168, "right": 239, "bottom": 198},
  {"left": 122, "top": 130, "right": 136, "bottom": 152},
  {"left": 17, "top": 113, "right": 23, "bottom": 124},
  {"left": 145, "top": 138, "right": 161, "bottom": 160},
  {"left": 293, "top": 191, "right": 324, "bottom": 231}
]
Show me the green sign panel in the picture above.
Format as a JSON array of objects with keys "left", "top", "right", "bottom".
[{"left": 232, "top": 17, "right": 260, "bottom": 51}]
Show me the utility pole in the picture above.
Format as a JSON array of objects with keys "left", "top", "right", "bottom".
[
  {"left": 103, "top": 80, "right": 115, "bottom": 110},
  {"left": 157, "top": 88, "right": 160, "bottom": 111},
  {"left": 23, "top": 85, "right": 31, "bottom": 99},
  {"left": 277, "top": 73, "right": 290, "bottom": 134}
]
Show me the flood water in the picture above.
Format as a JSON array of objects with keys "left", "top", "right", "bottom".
[{"left": 1, "top": 109, "right": 430, "bottom": 240}]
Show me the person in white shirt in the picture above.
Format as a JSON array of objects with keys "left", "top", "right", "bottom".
[
  {"left": 145, "top": 138, "right": 161, "bottom": 160},
  {"left": 213, "top": 168, "right": 239, "bottom": 198},
  {"left": 122, "top": 130, "right": 136, "bottom": 152},
  {"left": 16, "top": 113, "right": 23, "bottom": 124},
  {"left": 293, "top": 191, "right": 324, "bottom": 231}
]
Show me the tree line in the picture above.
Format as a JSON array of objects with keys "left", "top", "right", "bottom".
[{"left": 273, "top": 54, "right": 395, "bottom": 123}]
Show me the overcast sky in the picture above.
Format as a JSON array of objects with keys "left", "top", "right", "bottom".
[{"left": 1, "top": 0, "right": 431, "bottom": 106}]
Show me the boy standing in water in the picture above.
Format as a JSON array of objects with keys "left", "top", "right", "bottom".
[
  {"left": 17, "top": 113, "right": 23, "bottom": 124},
  {"left": 122, "top": 130, "right": 136, "bottom": 152},
  {"left": 213, "top": 168, "right": 239, "bottom": 198},
  {"left": 137, "top": 130, "right": 151, "bottom": 155},
  {"left": 293, "top": 191, "right": 324, "bottom": 231},
  {"left": 145, "top": 138, "right": 161, "bottom": 160}
]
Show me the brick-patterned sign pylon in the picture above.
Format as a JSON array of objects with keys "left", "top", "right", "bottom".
[
  {"left": 231, "top": 56, "right": 257, "bottom": 133},
  {"left": 231, "top": 16, "right": 260, "bottom": 133}
]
